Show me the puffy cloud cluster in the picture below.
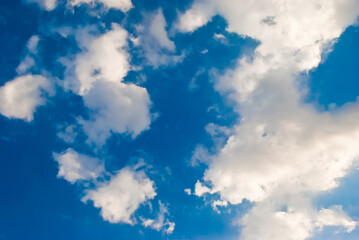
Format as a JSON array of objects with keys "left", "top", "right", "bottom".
[
  {"left": 62, "top": 24, "right": 152, "bottom": 145},
  {"left": 180, "top": 0, "right": 359, "bottom": 239},
  {"left": 53, "top": 149, "right": 175, "bottom": 233},
  {"left": 53, "top": 24, "right": 174, "bottom": 232},
  {"left": 51, "top": 22, "right": 175, "bottom": 232},
  {"left": 53, "top": 148, "right": 174, "bottom": 232},
  {"left": 0, "top": 74, "right": 53, "bottom": 121},
  {"left": 53, "top": 148, "right": 105, "bottom": 183}
]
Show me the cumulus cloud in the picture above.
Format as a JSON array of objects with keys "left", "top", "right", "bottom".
[
  {"left": 61, "top": 24, "right": 152, "bottom": 145},
  {"left": 69, "top": 0, "right": 133, "bottom": 12},
  {"left": 53, "top": 148, "right": 105, "bottom": 184},
  {"left": 181, "top": 0, "right": 359, "bottom": 239},
  {"left": 80, "top": 80, "right": 152, "bottom": 145},
  {"left": 50, "top": 23, "right": 168, "bottom": 232},
  {"left": 53, "top": 149, "right": 174, "bottom": 231},
  {"left": 26, "top": 0, "right": 57, "bottom": 11},
  {"left": 70, "top": 24, "right": 130, "bottom": 95},
  {"left": 0, "top": 75, "right": 53, "bottom": 121},
  {"left": 82, "top": 165, "right": 156, "bottom": 224}
]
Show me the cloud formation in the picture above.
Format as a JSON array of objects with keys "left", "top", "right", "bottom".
[
  {"left": 141, "top": 201, "right": 175, "bottom": 234},
  {"left": 134, "top": 8, "right": 184, "bottom": 68},
  {"left": 53, "top": 148, "right": 105, "bottom": 184},
  {"left": 62, "top": 24, "right": 152, "bottom": 145},
  {"left": 70, "top": 24, "right": 130, "bottom": 95},
  {"left": 51, "top": 20, "right": 173, "bottom": 234},
  {"left": 82, "top": 165, "right": 156, "bottom": 224},
  {"left": 81, "top": 81, "right": 152, "bottom": 145},
  {"left": 0, "top": 74, "right": 53, "bottom": 121},
  {"left": 149, "top": 8, "right": 175, "bottom": 52},
  {"left": 180, "top": 0, "right": 359, "bottom": 239}
]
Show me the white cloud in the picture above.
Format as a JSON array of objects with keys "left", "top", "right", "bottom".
[
  {"left": 141, "top": 201, "right": 175, "bottom": 234},
  {"left": 81, "top": 80, "right": 152, "bottom": 145},
  {"left": 149, "top": 8, "right": 175, "bottom": 51},
  {"left": 135, "top": 9, "right": 185, "bottom": 68},
  {"left": 316, "top": 205, "right": 357, "bottom": 232},
  {"left": 0, "top": 75, "right": 53, "bottom": 121},
  {"left": 70, "top": 24, "right": 130, "bottom": 95},
  {"left": 194, "top": 180, "right": 211, "bottom": 197},
  {"left": 16, "top": 35, "right": 40, "bottom": 74},
  {"left": 61, "top": 24, "right": 152, "bottom": 146},
  {"left": 82, "top": 165, "right": 156, "bottom": 224},
  {"left": 176, "top": 1, "right": 215, "bottom": 32},
  {"left": 16, "top": 56, "right": 35, "bottom": 74},
  {"left": 240, "top": 201, "right": 357, "bottom": 240},
  {"left": 180, "top": 0, "right": 359, "bottom": 239},
  {"left": 27, "top": 35, "right": 40, "bottom": 54},
  {"left": 202, "top": 100, "right": 359, "bottom": 204},
  {"left": 53, "top": 149, "right": 173, "bottom": 232},
  {"left": 69, "top": 0, "right": 133, "bottom": 12},
  {"left": 211, "top": 200, "right": 228, "bottom": 213},
  {"left": 190, "top": 145, "right": 210, "bottom": 166},
  {"left": 26, "top": 0, "right": 57, "bottom": 11},
  {"left": 53, "top": 148, "right": 105, "bottom": 184}
]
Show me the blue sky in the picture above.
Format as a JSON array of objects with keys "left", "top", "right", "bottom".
[{"left": 0, "top": 0, "right": 358, "bottom": 240}]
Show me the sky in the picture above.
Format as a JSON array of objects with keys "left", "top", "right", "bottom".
[{"left": 0, "top": 0, "right": 358, "bottom": 240}]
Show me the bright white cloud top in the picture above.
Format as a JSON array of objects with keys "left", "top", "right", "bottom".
[
  {"left": 82, "top": 165, "right": 156, "bottom": 224},
  {"left": 0, "top": 74, "right": 53, "bottom": 121},
  {"left": 180, "top": 0, "right": 359, "bottom": 239},
  {"left": 54, "top": 148, "right": 105, "bottom": 183},
  {"left": 63, "top": 24, "right": 152, "bottom": 145},
  {"left": 81, "top": 81, "right": 151, "bottom": 145},
  {"left": 71, "top": 24, "right": 130, "bottom": 95}
]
